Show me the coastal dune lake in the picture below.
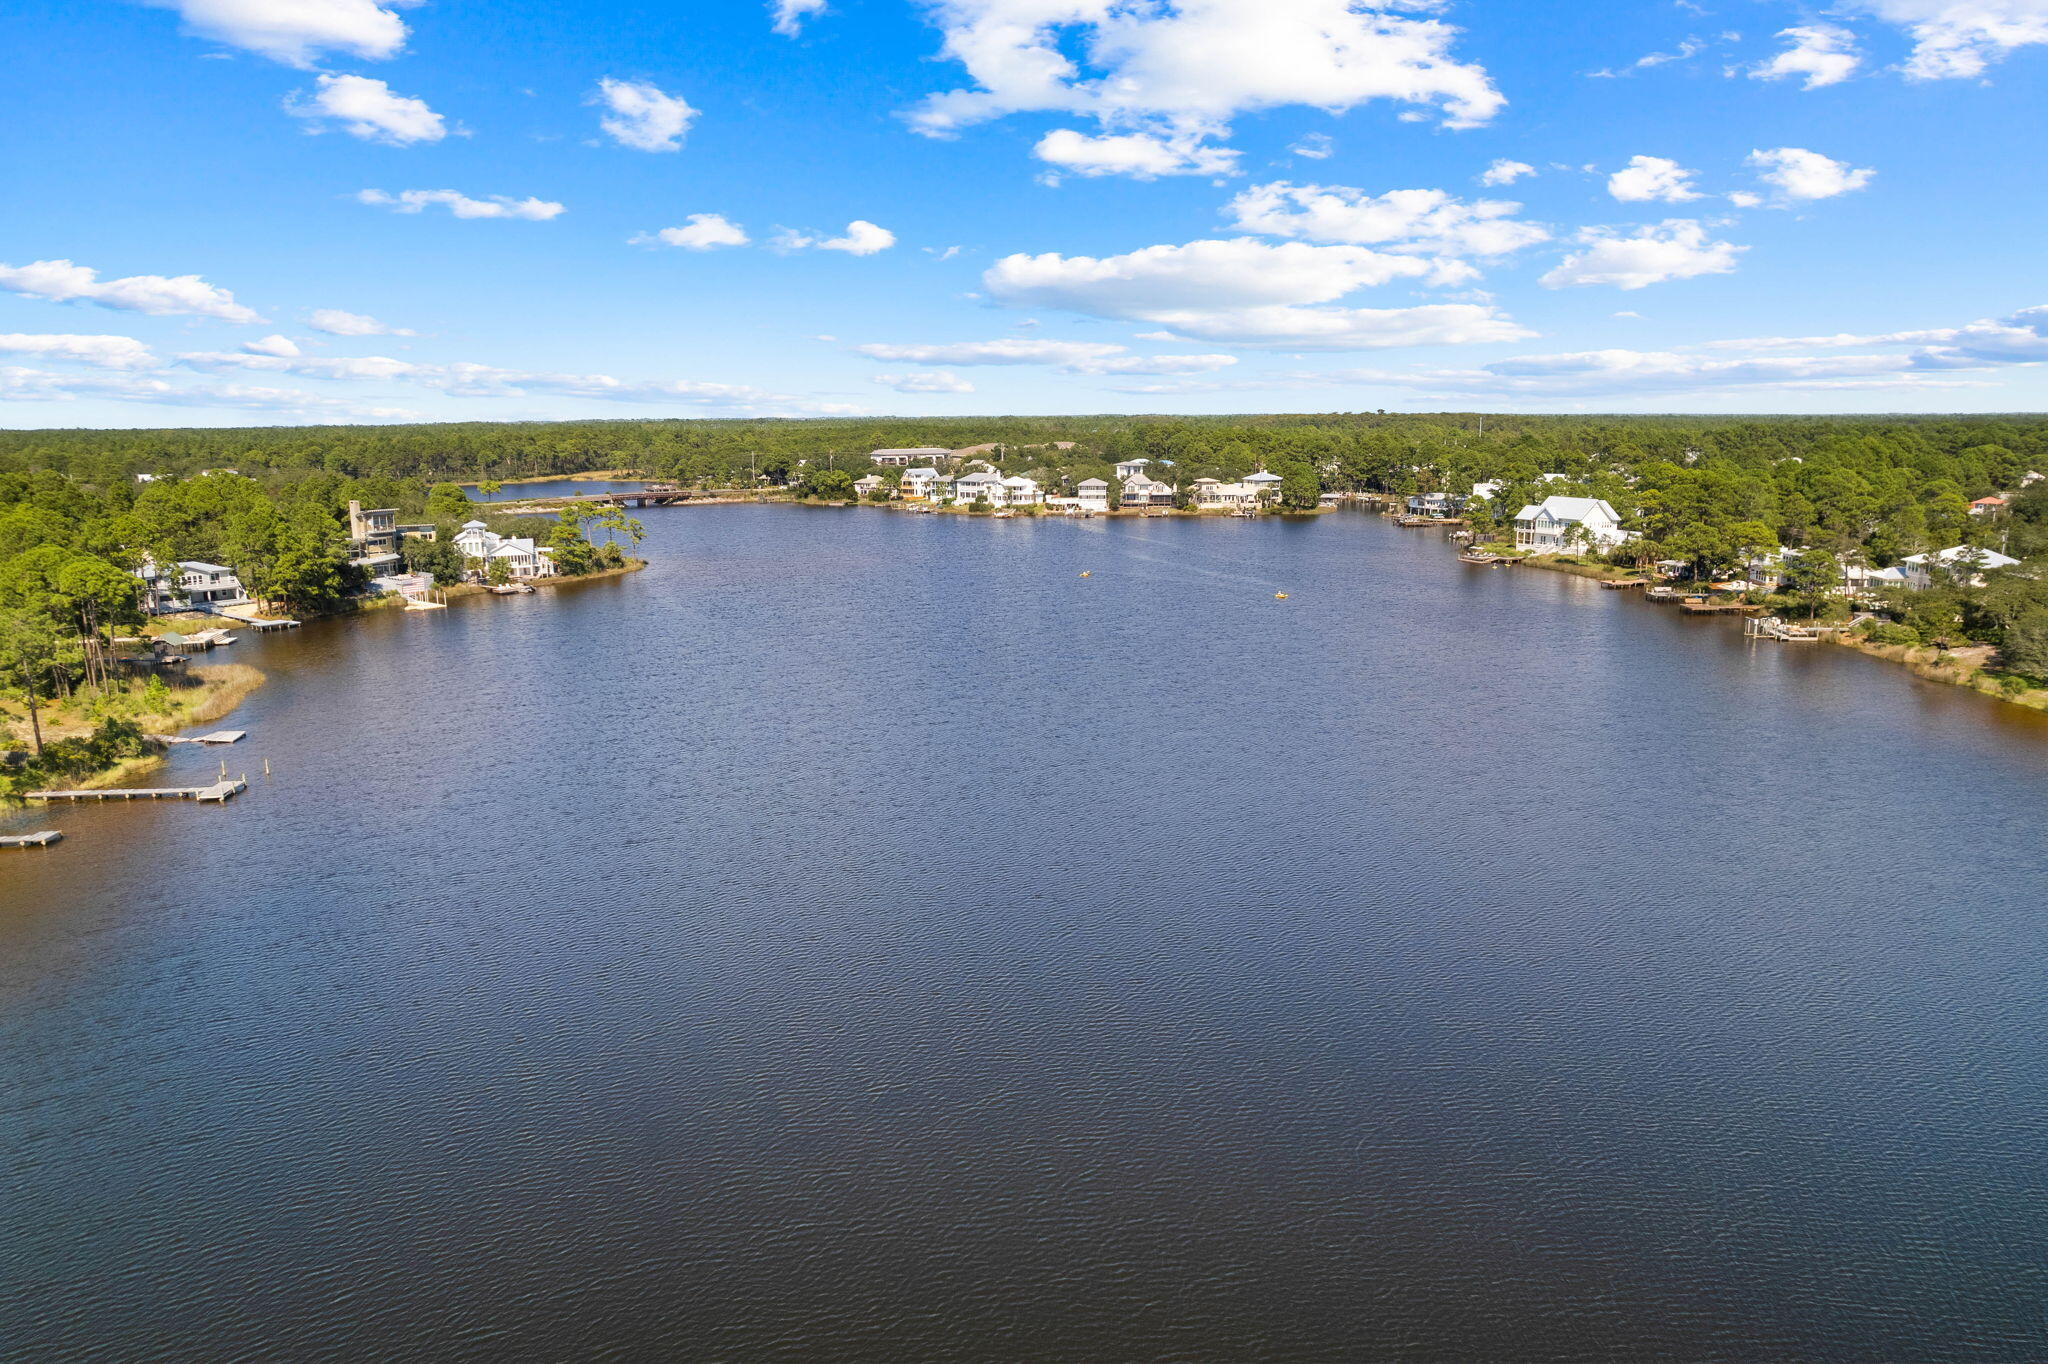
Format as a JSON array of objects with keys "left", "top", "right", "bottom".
[{"left": 5, "top": 506, "right": 2048, "bottom": 1361}]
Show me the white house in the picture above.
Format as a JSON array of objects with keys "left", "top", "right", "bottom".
[
  {"left": 1512, "top": 496, "right": 1631, "bottom": 554},
  {"left": 899, "top": 467, "right": 950, "bottom": 500},
  {"left": 1114, "top": 458, "right": 1151, "bottom": 480},
  {"left": 1899, "top": 545, "right": 2020, "bottom": 590},
  {"left": 953, "top": 471, "right": 1008, "bottom": 506},
  {"left": 454, "top": 520, "right": 557, "bottom": 579},
  {"left": 1193, "top": 472, "right": 1282, "bottom": 510},
  {"left": 1001, "top": 475, "right": 1045, "bottom": 506},
  {"left": 871, "top": 446, "right": 952, "bottom": 467},
  {"left": 853, "top": 474, "right": 885, "bottom": 498},
  {"left": 1121, "top": 475, "right": 1175, "bottom": 508},
  {"left": 1076, "top": 478, "right": 1110, "bottom": 512},
  {"left": 1842, "top": 562, "right": 1910, "bottom": 595}
]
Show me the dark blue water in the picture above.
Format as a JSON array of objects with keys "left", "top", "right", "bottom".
[
  {"left": 5, "top": 507, "right": 2047, "bottom": 1361},
  {"left": 464, "top": 477, "right": 648, "bottom": 503}
]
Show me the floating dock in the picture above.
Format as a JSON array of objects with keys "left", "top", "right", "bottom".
[
  {"left": 26, "top": 779, "right": 246, "bottom": 803},
  {"left": 0, "top": 830, "right": 62, "bottom": 849}
]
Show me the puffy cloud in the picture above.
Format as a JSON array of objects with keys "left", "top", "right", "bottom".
[
  {"left": 771, "top": 0, "right": 829, "bottom": 36},
  {"left": 907, "top": 0, "right": 1503, "bottom": 174},
  {"left": 306, "top": 308, "right": 415, "bottom": 336},
  {"left": 1606, "top": 155, "right": 1701, "bottom": 203},
  {"left": 983, "top": 236, "right": 1526, "bottom": 348},
  {"left": 241, "top": 334, "right": 300, "bottom": 356},
  {"left": 1842, "top": 0, "right": 2048, "bottom": 78},
  {"left": 0, "top": 334, "right": 157, "bottom": 369},
  {"left": 1747, "top": 146, "right": 1874, "bottom": 200},
  {"left": 1033, "top": 128, "right": 1238, "bottom": 179},
  {"left": 872, "top": 371, "right": 976, "bottom": 393},
  {"left": 854, "top": 338, "right": 1236, "bottom": 373},
  {"left": 147, "top": 0, "right": 413, "bottom": 66},
  {"left": 0, "top": 258, "right": 261, "bottom": 322},
  {"left": 775, "top": 220, "right": 896, "bottom": 254},
  {"left": 1540, "top": 220, "right": 1744, "bottom": 290},
  {"left": 631, "top": 214, "right": 751, "bottom": 249},
  {"left": 1748, "top": 25, "right": 1862, "bottom": 88},
  {"left": 1478, "top": 158, "right": 1534, "bottom": 186},
  {"left": 593, "top": 78, "right": 698, "bottom": 152},
  {"left": 1224, "top": 181, "right": 1549, "bottom": 257},
  {"left": 356, "top": 189, "right": 566, "bottom": 220},
  {"left": 286, "top": 74, "right": 446, "bottom": 144},
  {"left": 1728, "top": 190, "right": 1763, "bottom": 208}
]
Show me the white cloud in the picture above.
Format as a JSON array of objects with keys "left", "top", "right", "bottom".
[
  {"left": 1607, "top": 155, "right": 1701, "bottom": 203},
  {"left": 984, "top": 236, "right": 1528, "bottom": 348},
  {"left": 907, "top": 0, "right": 1503, "bottom": 174},
  {"left": 1289, "top": 133, "right": 1334, "bottom": 160},
  {"left": 1842, "top": 0, "right": 2048, "bottom": 78},
  {"left": 0, "top": 258, "right": 261, "bottom": 322},
  {"left": 771, "top": 0, "right": 829, "bottom": 36},
  {"left": 0, "top": 365, "right": 422, "bottom": 418},
  {"left": 775, "top": 220, "right": 896, "bottom": 254},
  {"left": 148, "top": 0, "right": 413, "bottom": 66},
  {"left": 286, "top": 74, "right": 447, "bottom": 144},
  {"left": 306, "top": 308, "right": 414, "bottom": 336},
  {"left": 854, "top": 338, "right": 1237, "bottom": 373},
  {"left": 872, "top": 371, "right": 976, "bottom": 393},
  {"left": 1540, "top": 220, "right": 1744, "bottom": 290},
  {"left": 592, "top": 77, "right": 698, "bottom": 152},
  {"left": 1033, "top": 128, "right": 1238, "bottom": 179},
  {"left": 241, "top": 334, "right": 300, "bottom": 357},
  {"left": 1747, "top": 146, "right": 1874, "bottom": 200},
  {"left": 1478, "top": 158, "right": 1534, "bottom": 186},
  {"left": 357, "top": 189, "right": 566, "bottom": 220},
  {"left": 631, "top": 214, "right": 751, "bottom": 249},
  {"left": 1589, "top": 36, "right": 1706, "bottom": 77},
  {"left": 1728, "top": 190, "right": 1763, "bottom": 208},
  {"left": 175, "top": 348, "right": 854, "bottom": 411},
  {"left": 0, "top": 334, "right": 157, "bottom": 369},
  {"left": 1225, "top": 181, "right": 1549, "bottom": 257},
  {"left": 1749, "top": 25, "right": 1862, "bottom": 87}
]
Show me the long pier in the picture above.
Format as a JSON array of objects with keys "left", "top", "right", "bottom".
[{"left": 26, "top": 779, "right": 246, "bottom": 803}]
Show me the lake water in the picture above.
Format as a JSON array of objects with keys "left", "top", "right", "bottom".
[
  {"left": 5, "top": 507, "right": 2048, "bottom": 1361},
  {"left": 464, "top": 478, "right": 649, "bottom": 503}
]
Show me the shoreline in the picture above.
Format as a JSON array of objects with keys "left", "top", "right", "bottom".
[
  {"left": 1447, "top": 527, "right": 2048, "bottom": 718},
  {"left": 3, "top": 663, "right": 267, "bottom": 801}
]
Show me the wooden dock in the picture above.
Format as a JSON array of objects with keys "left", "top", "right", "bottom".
[
  {"left": 1458, "top": 551, "right": 1516, "bottom": 565},
  {"left": 0, "top": 830, "right": 62, "bottom": 849},
  {"left": 1600, "top": 577, "right": 1651, "bottom": 589},
  {"left": 1680, "top": 599, "right": 1760, "bottom": 615},
  {"left": 26, "top": 779, "right": 246, "bottom": 803}
]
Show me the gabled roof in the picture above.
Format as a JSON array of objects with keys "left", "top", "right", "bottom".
[
  {"left": 1245, "top": 470, "right": 1283, "bottom": 484},
  {"left": 1076, "top": 478, "right": 1108, "bottom": 489},
  {"left": 1516, "top": 495, "right": 1618, "bottom": 524},
  {"left": 1904, "top": 545, "right": 2020, "bottom": 569}
]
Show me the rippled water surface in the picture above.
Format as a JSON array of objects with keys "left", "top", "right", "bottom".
[{"left": 5, "top": 507, "right": 2047, "bottom": 1361}]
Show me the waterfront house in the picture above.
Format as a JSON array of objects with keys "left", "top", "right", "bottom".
[
  {"left": 1842, "top": 562, "right": 1910, "bottom": 595},
  {"left": 1114, "top": 458, "right": 1151, "bottom": 480},
  {"left": 899, "top": 467, "right": 949, "bottom": 500},
  {"left": 347, "top": 500, "right": 401, "bottom": 554},
  {"left": 1512, "top": 496, "right": 1631, "bottom": 554},
  {"left": 1076, "top": 478, "right": 1110, "bottom": 512},
  {"left": 133, "top": 559, "right": 187, "bottom": 613},
  {"left": 1121, "top": 475, "right": 1175, "bottom": 507},
  {"left": 953, "top": 470, "right": 1007, "bottom": 505},
  {"left": 1405, "top": 492, "right": 1467, "bottom": 519},
  {"left": 1194, "top": 473, "right": 1281, "bottom": 511},
  {"left": 1899, "top": 545, "right": 2020, "bottom": 590},
  {"left": 870, "top": 446, "right": 952, "bottom": 467},
  {"left": 178, "top": 561, "right": 248, "bottom": 607},
  {"left": 853, "top": 474, "right": 886, "bottom": 498},
  {"left": 454, "top": 520, "right": 557, "bottom": 579},
  {"left": 1002, "top": 475, "right": 1046, "bottom": 506}
]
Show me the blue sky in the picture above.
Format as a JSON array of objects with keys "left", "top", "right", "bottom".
[{"left": 5, "top": 0, "right": 2047, "bottom": 426}]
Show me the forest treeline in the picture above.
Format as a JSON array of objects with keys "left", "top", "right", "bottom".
[{"left": 3, "top": 410, "right": 2045, "bottom": 687}]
